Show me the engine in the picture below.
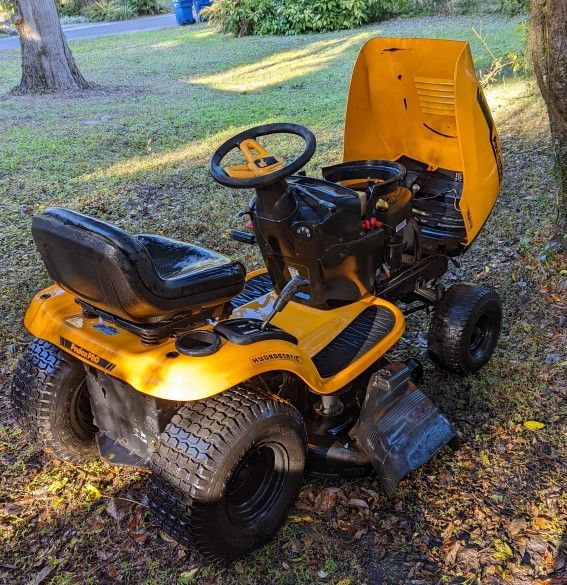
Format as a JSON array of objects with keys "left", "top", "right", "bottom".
[{"left": 250, "top": 160, "right": 416, "bottom": 309}]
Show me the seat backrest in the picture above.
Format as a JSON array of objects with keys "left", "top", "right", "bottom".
[{"left": 32, "top": 208, "right": 161, "bottom": 322}]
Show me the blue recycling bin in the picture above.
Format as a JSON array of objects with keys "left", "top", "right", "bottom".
[{"left": 171, "top": 0, "right": 211, "bottom": 25}]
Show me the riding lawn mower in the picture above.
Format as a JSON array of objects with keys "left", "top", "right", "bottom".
[{"left": 11, "top": 37, "right": 503, "bottom": 561}]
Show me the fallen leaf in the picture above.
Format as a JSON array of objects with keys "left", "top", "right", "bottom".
[
  {"left": 303, "top": 534, "right": 314, "bottom": 547},
  {"left": 106, "top": 497, "right": 126, "bottom": 521},
  {"left": 348, "top": 498, "right": 369, "bottom": 509},
  {"left": 178, "top": 568, "right": 200, "bottom": 584},
  {"left": 127, "top": 510, "right": 142, "bottom": 532},
  {"left": 3, "top": 503, "right": 23, "bottom": 515},
  {"left": 493, "top": 539, "right": 513, "bottom": 558},
  {"left": 106, "top": 563, "right": 118, "bottom": 579},
  {"left": 288, "top": 514, "right": 313, "bottom": 523},
  {"left": 84, "top": 483, "right": 101, "bottom": 501},
  {"left": 507, "top": 517, "right": 527, "bottom": 535},
  {"left": 533, "top": 516, "right": 551, "bottom": 530},
  {"left": 314, "top": 488, "right": 338, "bottom": 512},
  {"left": 32, "top": 566, "right": 53, "bottom": 585},
  {"left": 128, "top": 530, "right": 147, "bottom": 544},
  {"left": 523, "top": 420, "right": 545, "bottom": 430},
  {"left": 337, "top": 519, "right": 356, "bottom": 532},
  {"left": 446, "top": 541, "right": 461, "bottom": 565}
]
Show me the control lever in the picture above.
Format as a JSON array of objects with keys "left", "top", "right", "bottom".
[
  {"left": 230, "top": 229, "right": 256, "bottom": 245},
  {"left": 260, "top": 274, "right": 309, "bottom": 331}
]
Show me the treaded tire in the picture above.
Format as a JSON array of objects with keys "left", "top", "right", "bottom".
[
  {"left": 11, "top": 338, "right": 98, "bottom": 462},
  {"left": 149, "top": 387, "right": 307, "bottom": 561},
  {"left": 428, "top": 283, "right": 502, "bottom": 374}
]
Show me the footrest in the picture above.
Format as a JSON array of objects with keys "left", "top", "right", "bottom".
[{"left": 355, "top": 362, "right": 454, "bottom": 495}]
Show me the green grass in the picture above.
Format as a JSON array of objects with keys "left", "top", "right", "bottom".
[
  {"left": 1, "top": 14, "right": 566, "bottom": 585},
  {"left": 0, "top": 15, "right": 523, "bottom": 350}
]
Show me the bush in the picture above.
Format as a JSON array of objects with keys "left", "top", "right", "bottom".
[
  {"left": 60, "top": 15, "right": 91, "bottom": 23},
  {"left": 125, "top": 0, "right": 168, "bottom": 15},
  {"left": 57, "top": 0, "right": 84, "bottom": 17},
  {"left": 85, "top": 0, "right": 135, "bottom": 21},
  {"left": 65, "top": 0, "right": 166, "bottom": 22},
  {"left": 204, "top": 0, "right": 389, "bottom": 36}
]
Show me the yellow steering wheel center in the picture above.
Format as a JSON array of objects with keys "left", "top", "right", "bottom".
[{"left": 223, "top": 138, "right": 286, "bottom": 179}]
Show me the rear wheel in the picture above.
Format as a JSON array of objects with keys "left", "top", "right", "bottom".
[
  {"left": 148, "top": 387, "right": 307, "bottom": 561},
  {"left": 11, "top": 338, "right": 98, "bottom": 462},
  {"left": 428, "top": 284, "right": 502, "bottom": 374}
]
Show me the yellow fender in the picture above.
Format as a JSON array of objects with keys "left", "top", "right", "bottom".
[{"left": 24, "top": 275, "right": 405, "bottom": 401}]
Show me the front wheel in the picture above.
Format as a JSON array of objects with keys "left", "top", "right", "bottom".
[
  {"left": 11, "top": 338, "right": 98, "bottom": 462},
  {"left": 428, "top": 283, "right": 502, "bottom": 374},
  {"left": 149, "top": 387, "right": 307, "bottom": 561}
]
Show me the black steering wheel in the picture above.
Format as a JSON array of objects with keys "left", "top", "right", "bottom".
[{"left": 209, "top": 123, "right": 316, "bottom": 189}]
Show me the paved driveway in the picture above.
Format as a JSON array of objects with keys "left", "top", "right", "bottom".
[{"left": 0, "top": 14, "right": 178, "bottom": 51}]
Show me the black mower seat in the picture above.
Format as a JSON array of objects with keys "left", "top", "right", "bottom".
[{"left": 32, "top": 208, "right": 246, "bottom": 324}]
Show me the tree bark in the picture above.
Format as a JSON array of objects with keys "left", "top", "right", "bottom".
[
  {"left": 530, "top": 0, "right": 567, "bottom": 213},
  {"left": 12, "top": 0, "right": 89, "bottom": 93}
]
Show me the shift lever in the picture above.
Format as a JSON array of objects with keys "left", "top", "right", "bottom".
[{"left": 261, "top": 274, "right": 309, "bottom": 331}]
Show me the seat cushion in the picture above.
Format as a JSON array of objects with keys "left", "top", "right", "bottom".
[
  {"left": 136, "top": 234, "right": 228, "bottom": 279},
  {"left": 32, "top": 208, "right": 246, "bottom": 323}
]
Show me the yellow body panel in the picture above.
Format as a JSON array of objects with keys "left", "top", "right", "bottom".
[
  {"left": 24, "top": 277, "right": 405, "bottom": 402},
  {"left": 344, "top": 37, "right": 502, "bottom": 244}
]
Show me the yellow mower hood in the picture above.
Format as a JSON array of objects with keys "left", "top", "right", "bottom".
[{"left": 344, "top": 37, "right": 502, "bottom": 245}]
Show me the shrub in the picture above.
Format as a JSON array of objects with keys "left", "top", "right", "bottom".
[
  {"left": 86, "top": 0, "right": 135, "bottom": 21},
  {"left": 499, "top": 0, "right": 528, "bottom": 15},
  {"left": 125, "top": 0, "right": 168, "bottom": 15},
  {"left": 204, "top": 0, "right": 389, "bottom": 36},
  {"left": 57, "top": 0, "right": 84, "bottom": 17},
  {"left": 59, "top": 15, "right": 91, "bottom": 23}
]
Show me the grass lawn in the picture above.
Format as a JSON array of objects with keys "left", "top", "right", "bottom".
[{"left": 1, "top": 14, "right": 566, "bottom": 585}]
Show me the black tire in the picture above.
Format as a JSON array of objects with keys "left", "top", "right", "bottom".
[
  {"left": 11, "top": 338, "right": 98, "bottom": 462},
  {"left": 428, "top": 283, "right": 502, "bottom": 374},
  {"left": 149, "top": 387, "right": 307, "bottom": 561}
]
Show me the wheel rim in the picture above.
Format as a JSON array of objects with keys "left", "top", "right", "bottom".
[
  {"left": 226, "top": 442, "right": 289, "bottom": 527},
  {"left": 69, "top": 381, "right": 97, "bottom": 441},
  {"left": 469, "top": 313, "right": 493, "bottom": 359}
]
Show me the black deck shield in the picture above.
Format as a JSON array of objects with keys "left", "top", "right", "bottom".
[{"left": 354, "top": 362, "right": 454, "bottom": 495}]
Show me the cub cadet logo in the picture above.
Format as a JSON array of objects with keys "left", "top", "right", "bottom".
[
  {"left": 256, "top": 158, "right": 268, "bottom": 168},
  {"left": 60, "top": 337, "right": 116, "bottom": 371},
  {"left": 251, "top": 352, "right": 302, "bottom": 365}
]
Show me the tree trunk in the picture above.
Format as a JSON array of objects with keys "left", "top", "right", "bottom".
[
  {"left": 530, "top": 0, "right": 567, "bottom": 213},
  {"left": 12, "top": 0, "right": 89, "bottom": 93}
]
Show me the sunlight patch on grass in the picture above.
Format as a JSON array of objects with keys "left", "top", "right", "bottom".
[
  {"left": 150, "top": 39, "right": 183, "bottom": 50},
  {"left": 188, "top": 33, "right": 370, "bottom": 93},
  {"left": 484, "top": 76, "right": 538, "bottom": 112},
  {"left": 76, "top": 125, "right": 250, "bottom": 182},
  {"left": 193, "top": 26, "right": 216, "bottom": 39}
]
